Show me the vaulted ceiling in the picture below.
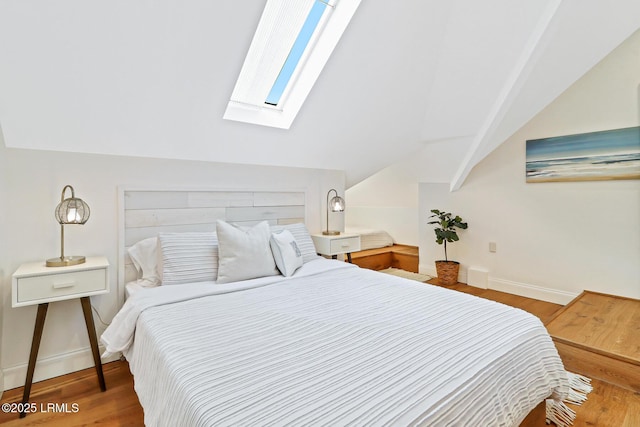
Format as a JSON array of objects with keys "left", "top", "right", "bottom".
[{"left": 0, "top": 1, "right": 638, "bottom": 188}]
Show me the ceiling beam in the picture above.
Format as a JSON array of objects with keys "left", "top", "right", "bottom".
[{"left": 449, "top": 0, "right": 563, "bottom": 192}]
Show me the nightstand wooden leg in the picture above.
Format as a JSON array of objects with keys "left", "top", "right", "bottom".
[
  {"left": 80, "top": 297, "right": 107, "bottom": 392},
  {"left": 20, "top": 303, "right": 48, "bottom": 418},
  {"left": 346, "top": 253, "right": 352, "bottom": 263}
]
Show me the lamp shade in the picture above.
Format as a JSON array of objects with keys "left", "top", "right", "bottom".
[
  {"left": 329, "top": 194, "right": 345, "bottom": 212},
  {"left": 55, "top": 195, "right": 90, "bottom": 225}
]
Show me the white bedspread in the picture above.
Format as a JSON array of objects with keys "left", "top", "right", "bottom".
[{"left": 102, "top": 259, "right": 568, "bottom": 426}]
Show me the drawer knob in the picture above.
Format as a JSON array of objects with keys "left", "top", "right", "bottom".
[{"left": 53, "top": 281, "right": 76, "bottom": 289}]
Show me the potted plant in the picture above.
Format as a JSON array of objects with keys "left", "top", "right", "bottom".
[{"left": 428, "top": 209, "right": 468, "bottom": 285}]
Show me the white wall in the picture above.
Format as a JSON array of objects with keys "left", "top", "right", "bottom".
[
  {"left": 346, "top": 137, "right": 472, "bottom": 245},
  {"left": 347, "top": 30, "right": 639, "bottom": 305},
  {"left": 420, "top": 30, "right": 640, "bottom": 303},
  {"left": 345, "top": 153, "right": 419, "bottom": 245},
  {"left": 0, "top": 141, "right": 344, "bottom": 390}
]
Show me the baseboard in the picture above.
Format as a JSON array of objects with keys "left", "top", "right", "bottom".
[
  {"left": 2, "top": 345, "right": 120, "bottom": 391},
  {"left": 489, "top": 278, "right": 578, "bottom": 305},
  {"left": 420, "top": 263, "right": 578, "bottom": 305}
]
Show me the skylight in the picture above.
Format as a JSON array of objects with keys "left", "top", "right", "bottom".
[
  {"left": 265, "top": 1, "right": 329, "bottom": 106},
  {"left": 224, "top": 0, "right": 361, "bottom": 129}
]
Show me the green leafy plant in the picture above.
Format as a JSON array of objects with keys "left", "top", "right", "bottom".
[{"left": 428, "top": 209, "right": 468, "bottom": 262}]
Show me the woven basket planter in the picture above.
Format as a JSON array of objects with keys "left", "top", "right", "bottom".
[{"left": 435, "top": 260, "right": 459, "bottom": 286}]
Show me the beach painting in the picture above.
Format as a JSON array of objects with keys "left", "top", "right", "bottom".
[{"left": 526, "top": 126, "right": 640, "bottom": 183}]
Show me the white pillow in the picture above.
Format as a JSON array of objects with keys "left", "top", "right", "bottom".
[
  {"left": 128, "top": 237, "right": 161, "bottom": 286},
  {"left": 158, "top": 232, "right": 219, "bottom": 285},
  {"left": 270, "top": 223, "right": 319, "bottom": 263},
  {"left": 270, "top": 230, "right": 304, "bottom": 277},
  {"left": 216, "top": 220, "right": 279, "bottom": 283},
  {"left": 216, "top": 220, "right": 278, "bottom": 284}
]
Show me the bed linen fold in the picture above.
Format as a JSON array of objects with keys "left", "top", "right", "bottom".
[{"left": 104, "top": 262, "right": 569, "bottom": 426}]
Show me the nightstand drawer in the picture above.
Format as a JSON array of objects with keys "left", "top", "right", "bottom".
[
  {"left": 16, "top": 268, "right": 107, "bottom": 304},
  {"left": 329, "top": 236, "right": 360, "bottom": 254}
]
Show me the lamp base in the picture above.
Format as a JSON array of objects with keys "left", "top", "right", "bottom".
[
  {"left": 322, "top": 230, "right": 341, "bottom": 236},
  {"left": 46, "top": 255, "right": 86, "bottom": 267}
]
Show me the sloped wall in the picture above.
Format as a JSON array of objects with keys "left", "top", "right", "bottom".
[
  {"left": 346, "top": 137, "right": 472, "bottom": 245},
  {"left": 420, "top": 30, "right": 640, "bottom": 302}
]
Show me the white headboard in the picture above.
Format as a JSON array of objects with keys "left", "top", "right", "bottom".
[{"left": 118, "top": 187, "right": 307, "bottom": 304}]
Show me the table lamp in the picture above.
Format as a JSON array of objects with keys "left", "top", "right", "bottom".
[
  {"left": 323, "top": 188, "right": 345, "bottom": 235},
  {"left": 46, "top": 185, "right": 91, "bottom": 267}
]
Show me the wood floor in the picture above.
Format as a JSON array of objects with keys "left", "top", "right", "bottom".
[
  {"left": 1, "top": 280, "right": 638, "bottom": 426},
  {"left": 545, "top": 291, "right": 640, "bottom": 393},
  {"left": 0, "top": 360, "right": 143, "bottom": 426},
  {"left": 350, "top": 244, "right": 420, "bottom": 273}
]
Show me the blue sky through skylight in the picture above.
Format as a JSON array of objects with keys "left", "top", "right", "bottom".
[{"left": 265, "top": 1, "right": 328, "bottom": 106}]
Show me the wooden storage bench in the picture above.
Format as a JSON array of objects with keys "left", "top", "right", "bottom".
[{"left": 349, "top": 244, "right": 419, "bottom": 273}]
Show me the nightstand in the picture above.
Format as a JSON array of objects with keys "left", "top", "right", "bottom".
[
  {"left": 311, "top": 233, "right": 361, "bottom": 262},
  {"left": 11, "top": 256, "right": 109, "bottom": 417}
]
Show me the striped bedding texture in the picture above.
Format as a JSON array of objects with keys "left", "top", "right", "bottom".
[{"left": 105, "top": 259, "right": 569, "bottom": 426}]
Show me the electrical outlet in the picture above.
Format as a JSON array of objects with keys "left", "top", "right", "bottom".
[{"left": 489, "top": 242, "right": 497, "bottom": 253}]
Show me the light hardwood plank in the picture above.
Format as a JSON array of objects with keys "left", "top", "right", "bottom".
[
  {"left": 545, "top": 291, "right": 640, "bottom": 393},
  {"left": 351, "top": 244, "right": 419, "bottom": 273},
  {"left": 554, "top": 341, "right": 640, "bottom": 392},
  {"left": 427, "top": 278, "right": 563, "bottom": 324},
  {"left": 0, "top": 361, "right": 143, "bottom": 426},
  {"left": 546, "top": 291, "right": 640, "bottom": 362},
  {"left": 519, "top": 377, "right": 640, "bottom": 427}
]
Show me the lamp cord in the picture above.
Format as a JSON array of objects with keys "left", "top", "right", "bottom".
[{"left": 91, "top": 304, "right": 111, "bottom": 328}]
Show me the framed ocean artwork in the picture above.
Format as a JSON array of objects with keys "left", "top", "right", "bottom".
[{"left": 526, "top": 126, "right": 640, "bottom": 183}]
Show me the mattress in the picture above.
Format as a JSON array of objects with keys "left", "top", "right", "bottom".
[
  {"left": 102, "top": 259, "right": 568, "bottom": 426},
  {"left": 345, "top": 227, "right": 394, "bottom": 251}
]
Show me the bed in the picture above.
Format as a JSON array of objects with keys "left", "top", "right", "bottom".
[{"left": 104, "top": 197, "right": 572, "bottom": 426}]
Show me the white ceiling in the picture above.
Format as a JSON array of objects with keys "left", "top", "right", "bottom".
[{"left": 0, "top": 0, "right": 638, "bottom": 188}]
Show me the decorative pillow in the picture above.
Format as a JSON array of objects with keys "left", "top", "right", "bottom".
[
  {"left": 158, "top": 232, "right": 219, "bottom": 285},
  {"left": 270, "top": 229, "right": 304, "bottom": 277},
  {"left": 128, "top": 237, "right": 161, "bottom": 286},
  {"left": 216, "top": 220, "right": 279, "bottom": 284},
  {"left": 270, "top": 223, "right": 319, "bottom": 263}
]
